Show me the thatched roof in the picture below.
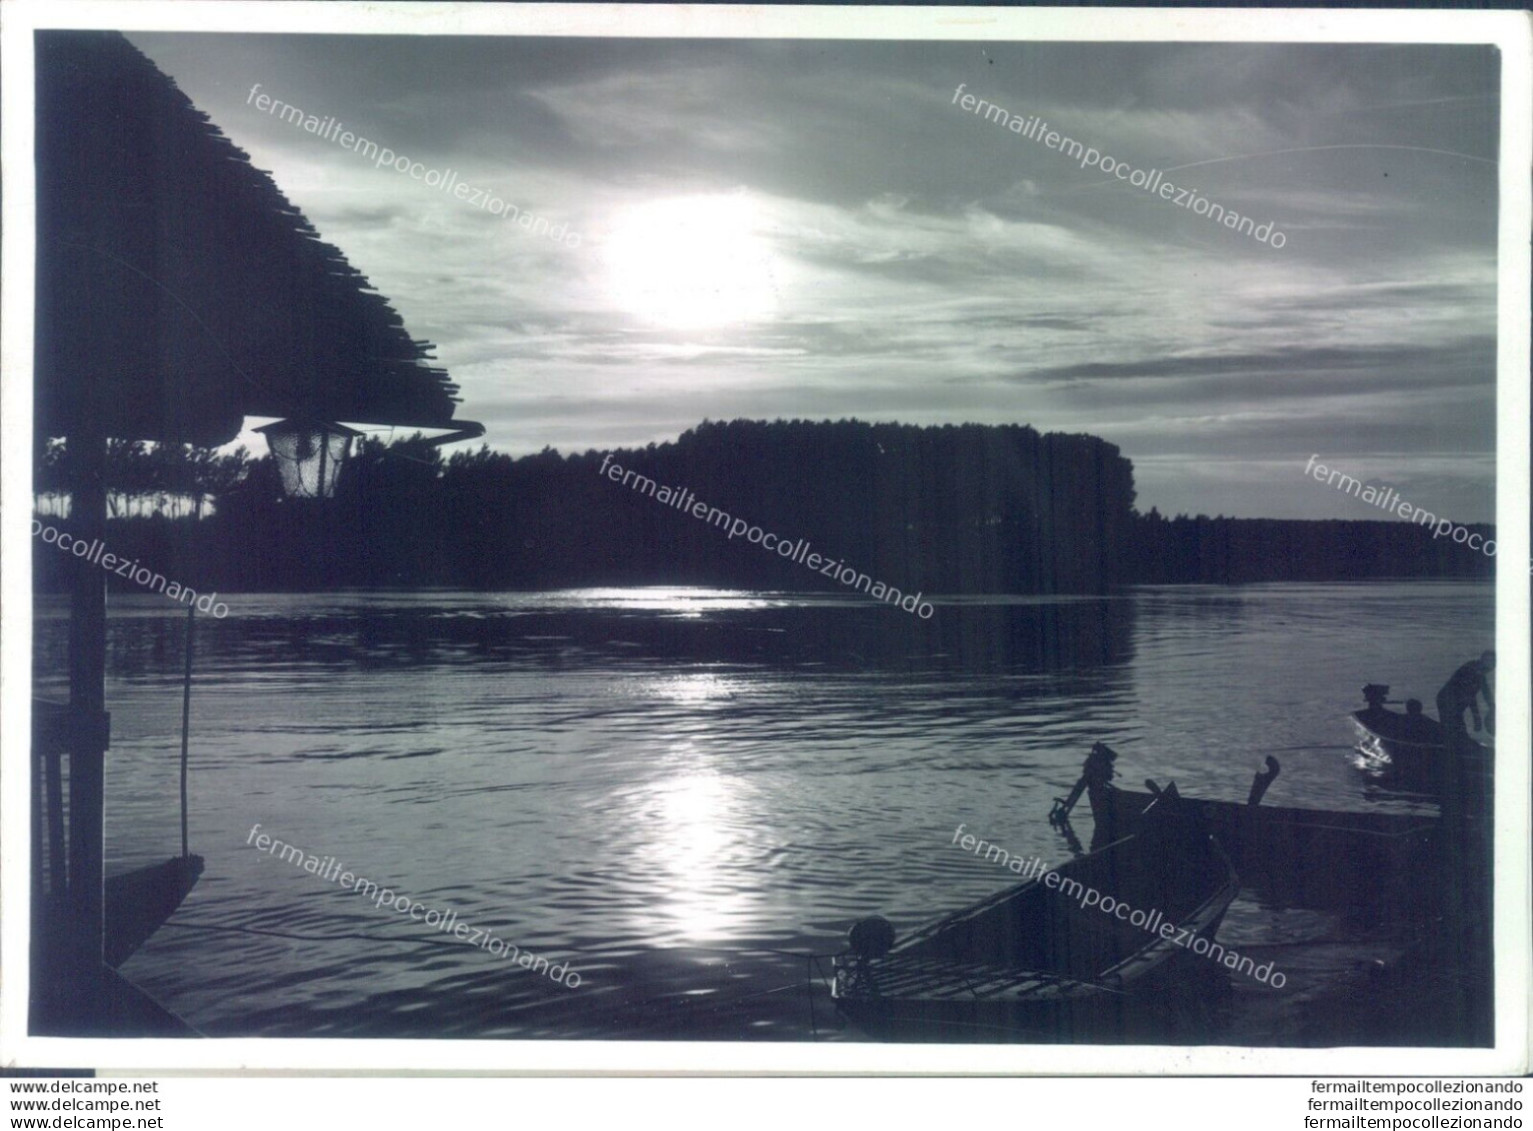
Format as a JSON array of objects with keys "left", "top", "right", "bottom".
[{"left": 35, "top": 31, "right": 471, "bottom": 447}]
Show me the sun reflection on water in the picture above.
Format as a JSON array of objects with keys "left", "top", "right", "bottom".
[
  {"left": 642, "top": 741, "right": 756, "bottom": 944},
  {"left": 657, "top": 672, "right": 740, "bottom": 704}
]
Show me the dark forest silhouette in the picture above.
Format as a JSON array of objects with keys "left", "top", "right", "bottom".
[{"left": 33, "top": 419, "right": 1493, "bottom": 597}]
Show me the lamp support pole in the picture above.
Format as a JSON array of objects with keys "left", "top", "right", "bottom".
[
  {"left": 419, "top": 423, "right": 486, "bottom": 448},
  {"left": 65, "top": 425, "right": 108, "bottom": 1011}
]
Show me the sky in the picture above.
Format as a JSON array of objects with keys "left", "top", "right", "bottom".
[{"left": 128, "top": 32, "right": 1502, "bottom": 521}]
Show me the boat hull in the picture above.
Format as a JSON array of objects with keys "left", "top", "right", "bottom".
[
  {"left": 1088, "top": 784, "right": 1436, "bottom": 913},
  {"left": 1351, "top": 708, "right": 1493, "bottom": 802},
  {"left": 834, "top": 801, "right": 1238, "bottom": 1041}
]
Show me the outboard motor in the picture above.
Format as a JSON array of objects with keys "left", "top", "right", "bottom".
[
  {"left": 847, "top": 915, "right": 895, "bottom": 960},
  {"left": 1049, "top": 742, "right": 1118, "bottom": 826},
  {"left": 834, "top": 916, "right": 896, "bottom": 1003}
]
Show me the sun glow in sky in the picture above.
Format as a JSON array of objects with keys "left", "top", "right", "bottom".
[
  {"left": 601, "top": 194, "right": 782, "bottom": 330},
  {"left": 128, "top": 32, "right": 1502, "bottom": 520}
]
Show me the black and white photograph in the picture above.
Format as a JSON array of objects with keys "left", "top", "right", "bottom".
[{"left": 2, "top": 1, "right": 1528, "bottom": 1082}]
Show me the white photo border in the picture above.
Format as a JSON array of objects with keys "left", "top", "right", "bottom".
[{"left": 1, "top": 0, "right": 1527, "bottom": 1075}]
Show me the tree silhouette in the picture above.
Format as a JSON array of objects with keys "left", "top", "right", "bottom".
[{"left": 31, "top": 421, "right": 1496, "bottom": 595}]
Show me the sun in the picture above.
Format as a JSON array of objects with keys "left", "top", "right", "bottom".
[{"left": 601, "top": 193, "right": 781, "bottom": 330}]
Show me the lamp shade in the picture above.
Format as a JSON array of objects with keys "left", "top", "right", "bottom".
[{"left": 254, "top": 419, "right": 363, "bottom": 499}]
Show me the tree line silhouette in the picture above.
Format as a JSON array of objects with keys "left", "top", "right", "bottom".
[
  {"left": 32, "top": 420, "right": 1494, "bottom": 598},
  {"left": 34, "top": 437, "right": 255, "bottom": 521}
]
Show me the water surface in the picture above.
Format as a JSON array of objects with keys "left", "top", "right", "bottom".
[{"left": 32, "top": 583, "right": 1492, "bottom": 1041}]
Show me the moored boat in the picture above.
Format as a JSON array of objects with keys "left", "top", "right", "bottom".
[
  {"left": 832, "top": 787, "right": 1239, "bottom": 1041},
  {"left": 1059, "top": 743, "right": 1447, "bottom": 913}
]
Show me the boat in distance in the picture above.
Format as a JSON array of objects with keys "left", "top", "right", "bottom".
[
  {"left": 832, "top": 787, "right": 1238, "bottom": 1042},
  {"left": 1350, "top": 684, "right": 1492, "bottom": 800}
]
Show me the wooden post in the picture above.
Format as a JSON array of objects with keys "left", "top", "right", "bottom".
[
  {"left": 66, "top": 427, "right": 108, "bottom": 1001},
  {"left": 30, "top": 746, "right": 43, "bottom": 906},
  {"left": 180, "top": 605, "right": 194, "bottom": 859},
  {"left": 45, "top": 747, "right": 65, "bottom": 890}
]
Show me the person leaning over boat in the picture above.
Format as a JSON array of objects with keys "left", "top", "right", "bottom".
[
  {"left": 1436, "top": 650, "right": 1495, "bottom": 738},
  {"left": 1433, "top": 653, "right": 1495, "bottom": 998}
]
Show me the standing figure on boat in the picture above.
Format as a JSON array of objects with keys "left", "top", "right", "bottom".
[{"left": 1435, "top": 650, "right": 1495, "bottom": 739}]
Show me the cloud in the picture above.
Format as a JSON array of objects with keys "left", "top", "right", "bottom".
[
  {"left": 1012, "top": 337, "right": 1494, "bottom": 386},
  {"left": 127, "top": 33, "right": 1502, "bottom": 520}
]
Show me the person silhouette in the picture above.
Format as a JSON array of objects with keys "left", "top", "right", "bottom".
[
  {"left": 1436, "top": 651, "right": 1495, "bottom": 738},
  {"left": 1394, "top": 698, "right": 1444, "bottom": 748}
]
